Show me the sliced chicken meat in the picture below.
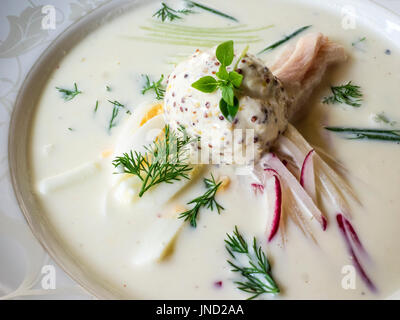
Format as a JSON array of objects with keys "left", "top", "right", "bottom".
[{"left": 271, "top": 32, "right": 347, "bottom": 120}]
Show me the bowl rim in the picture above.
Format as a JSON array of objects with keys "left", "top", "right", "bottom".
[{"left": 7, "top": 0, "right": 140, "bottom": 299}]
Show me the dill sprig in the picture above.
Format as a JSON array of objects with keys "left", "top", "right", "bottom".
[
  {"left": 323, "top": 81, "right": 363, "bottom": 107},
  {"left": 225, "top": 226, "right": 280, "bottom": 300},
  {"left": 112, "top": 125, "right": 193, "bottom": 197},
  {"left": 179, "top": 174, "right": 224, "bottom": 227},
  {"left": 108, "top": 100, "right": 125, "bottom": 131},
  {"left": 56, "top": 83, "right": 82, "bottom": 101},
  {"left": 185, "top": 0, "right": 238, "bottom": 22},
  {"left": 325, "top": 126, "right": 400, "bottom": 142},
  {"left": 142, "top": 74, "right": 166, "bottom": 100},
  {"left": 153, "top": 2, "right": 194, "bottom": 22},
  {"left": 258, "top": 25, "right": 311, "bottom": 55}
]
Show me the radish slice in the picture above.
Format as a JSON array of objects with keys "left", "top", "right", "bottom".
[
  {"left": 318, "top": 172, "right": 352, "bottom": 218},
  {"left": 336, "top": 214, "right": 376, "bottom": 292},
  {"left": 251, "top": 183, "right": 264, "bottom": 194},
  {"left": 275, "top": 135, "right": 305, "bottom": 166},
  {"left": 343, "top": 216, "right": 367, "bottom": 257},
  {"left": 276, "top": 124, "right": 359, "bottom": 219},
  {"left": 300, "top": 149, "right": 317, "bottom": 202},
  {"left": 264, "top": 172, "right": 282, "bottom": 242},
  {"left": 261, "top": 153, "right": 327, "bottom": 231},
  {"left": 264, "top": 168, "right": 279, "bottom": 176},
  {"left": 286, "top": 124, "right": 360, "bottom": 204}
]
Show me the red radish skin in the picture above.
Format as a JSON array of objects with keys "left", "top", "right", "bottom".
[
  {"left": 300, "top": 149, "right": 317, "bottom": 204},
  {"left": 343, "top": 217, "right": 366, "bottom": 255},
  {"left": 251, "top": 183, "right": 264, "bottom": 194},
  {"left": 336, "top": 214, "right": 376, "bottom": 293},
  {"left": 321, "top": 216, "right": 327, "bottom": 231},
  {"left": 253, "top": 169, "right": 282, "bottom": 241},
  {"left": 262, "top": 153, "right": 327, "bottom": 231},
  {"left": 300, "top": 149, "right": 313, "bottom": 186},
  {"left": 264, "top": 168, "right": 279, "bottom": 176},
  {"left": 267, "top": 175, "right": 282, "bottom": 242}
]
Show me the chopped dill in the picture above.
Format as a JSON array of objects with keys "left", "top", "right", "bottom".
[
  {"left": 141, "top": 74, "right": 166, "bottom": 100},
  {"left": 185, "top": 0, "right": 238, "bottom": 22},
  {"left": 325, "top": 126, "right": 400, "bottom": 142},
  {"left": 106, "top": 85, "right": 111, "bottom": 91},
  {"left": 323, "top": 81, "right": 363, "bottom": 107},
  {"left": 352, "top": 37, "right": 366, "bottom": 47},
  {"left": 225, "top": 226, "right": 280, "bottom": 300},
  {"left": 108, "top": 100, "right": 124, "bottom": 108},
  {"left": 179, "top": 174, "right": 224, "bottom": 227},
  {"left": 153, "top": 2, "right": 194, "bottom": 22},
  {"left": 112, "top": 125, "right": 193, "bottom": 196},
  {"left": 258, "top": 25, "right": 311, "bottom": 55},
  {"left": 108, "top": 100, "right": 125, "bottom": 131},
  {"left": 94, "top": 100, "right": 99, "bottom": 113},
  {"left": 56, "top": 83, "right": 82, "bottom": 101}
]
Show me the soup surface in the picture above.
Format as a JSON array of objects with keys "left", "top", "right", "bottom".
[{"left": 29, "top": 0, "right": 400, "bottom": 299}]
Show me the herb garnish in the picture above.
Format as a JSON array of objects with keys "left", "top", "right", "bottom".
[
  {"left": 108, "top": 100, "right": 125, "bottom": 131},
  {"left": 56, "top": 83, "right": 82, "bottom": 101},
  {"left": 185, "top": 0, "right": 238, "bottom": 22},
  {"left": 136, "top": 22, "right": 271, "bottom": 48},
  {"left": 112, "top": 125, "right": 193, "bottom": 197},
  {"left": 323, "top": 81, "right": 363, "bottom": 107},
  {"left": 94, "top": 100, "right": 99, "bottom": 113},
  {"left": 153, "top": 2, "right": 194, "bottom": 22},
  {"left": 106, "top": 85, "right": 111, "bottom": 91},
  {"left": 373, "top": 112, "right": 396, "bottom": 126},
  {"left": 325, "top": 127, "right": 400, "bottom": 142},
  {"left": 258, "top": 25, "right": 311, "bottom": 55},
  {"left": 191, "top": 40, "right": 243, "bottom": 122},
  {"left": 352, "top": 37, "right": 366, "bottom": 47},
  {"left": 142, "top": 74, "right": 166, "bottom": 100},
  {"left": 179, "top": 174, "right": 224, "bottom": 227},
  {"left": 225, "top": 226, "right": 280, "bottom": 300}
]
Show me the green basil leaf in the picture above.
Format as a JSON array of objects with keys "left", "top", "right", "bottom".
[
  {"left": 191, "top": 76, "right": 218, "bottom": 93},
  {"left": 219, "top": 97, "right": 239, "bottom": 122},
  {"left": 221, "top": 85, "right": 235, "bottom": 106},
  {"left": 219, "top": 99, "right": 230, "bottom": 121},
  {"left": 216, "top": 40, "right": 234, "bottom": 66},
  {"left": 229, "top": 71, "right": 243, "bottom": 88},
  {"left": 227, "top": 96, "right": 239, "bottom": 120},
  {"left": 216, "top": 65, "right": 229, "bottom": 80}
]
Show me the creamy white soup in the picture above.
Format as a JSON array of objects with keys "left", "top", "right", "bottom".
[{"left": 29, "top": 0, "right": 400, "bottom": 299}]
